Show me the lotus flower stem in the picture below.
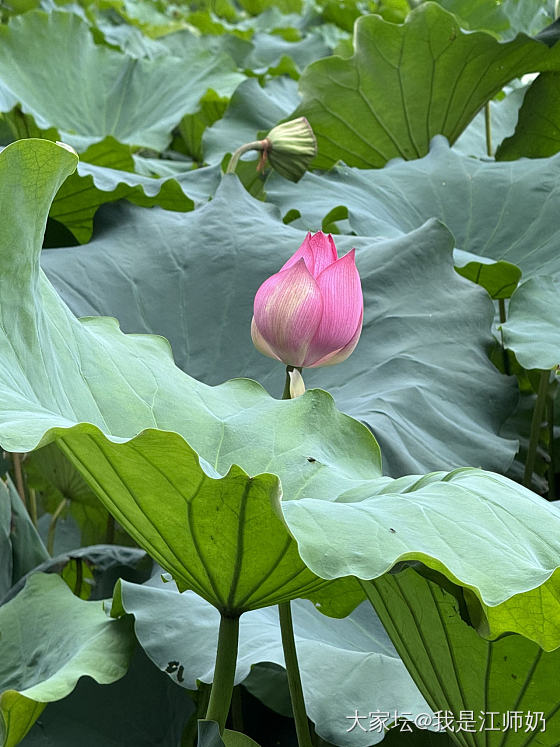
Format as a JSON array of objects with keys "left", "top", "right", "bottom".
[
  {"left": 11, "top": 452, "right": 26, "bottom": 508},
  {"left": 484, "top": 102, "right": 492, "bottom": 157},
  {"left": 523, "top": 370, "right": 550, "bottom": 490},
  {"left": 226, "top": 140, "right": 267, "bottom": 176},
  {"left": 282, "top": 366, "right": 293, "bottom": 399},
  {"left": 278, "top": 600, "right": 313, "bottom": 747},
  {"left": 47, "top": 497, "right": 69, "bottom": 555},
  {"left": 498, "top": 299, "right": 510, "bottom": 376},
  {"left": 29, "top": 488, "right": 38, "bottom": 528},
  {"left": 548, "top": 394, "right": 556, "bottom": 500},
  {"left": 205, "top": 612, "right": 240, "bottom": 733},
  {"left": 277, "top": 365, "right": 314, "bottom": 747},
  {"left": 74, "top": 557, "right": 84, "bottom": 597}
]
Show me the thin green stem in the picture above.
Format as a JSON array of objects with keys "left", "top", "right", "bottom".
[
  {"left": 498, "top": 298, "right": 510, "bottom": 376},
  {"left": 11, "top": 452, "right": 27, "bottom": 509},
  {"left": 278, "top": 601, "right": 313, "bottom": 747},
  {"left": 523, "top": 371, "right": 550, "bottom": 490},
  {"left": 226, "top": 140, "right": 266, "bottom": 176},
  {"left": 498, "top": 298, "right": 507, "bottom": 324},
  {"left": 485, "top": 102, "right": 492, "bottom": 157},
  {"left": 47, "top": 498, "right": 69, "bottom": 555},
  {"left": 278, "top": 365, "right": 313, "bottom": 747},
  {"left": 28, "top": 488, "right": 38, "bottom": 528},
  {"left": 283, "top": 366, "right": 292, "bottom": 399},
  {"left": 74, "top": 557, "right": 83, "bottom": 597},
  {"left": 205, "top": 613, "right": 240, "bottom": 733},
  {"left": 548, "top": 393, "right": 556, "bottom": 501}
]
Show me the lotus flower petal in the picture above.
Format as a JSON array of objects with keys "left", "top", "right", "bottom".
[
  {"left": 307, "top": 307, "right": 363, "bottom": 367},
  {"left": 253, "top": 259, "right": 323, "bottom": 367},
  {"left": 303, "top": 250, "right": 363, "bottom": 366},
  {"left": 280, "top": 231, "right": 338, "bottom": 277},
  {"left": 250, "top": 317, "right": 282, "bottom": 362}
]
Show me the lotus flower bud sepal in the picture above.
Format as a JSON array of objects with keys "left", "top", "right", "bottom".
[
  {"left": 263, "top": 118, "right": 317, "bottom": 182},
  {"left": 251, "top": 232, "right": 363, "bottom": 368}
]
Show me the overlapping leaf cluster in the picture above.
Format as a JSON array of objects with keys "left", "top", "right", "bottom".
[{"left": 1, "top": 0, "right": 560, "bottom": 745}]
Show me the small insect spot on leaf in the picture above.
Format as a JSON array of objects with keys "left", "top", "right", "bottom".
[
  {"left": 177, "top": 665, "right": 185, "bottom": 682},
  {"left": 389, "top": 528, "right": 396, "bottom": 533},
  {"left": 307, "top": 457, "right": 316, "bottom": 462},
  {"left": 165, "top": 661, "right": 179, "bottom": 673}
]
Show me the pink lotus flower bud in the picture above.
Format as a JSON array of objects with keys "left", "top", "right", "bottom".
[{"left": 251, "top": 232, "right": 363, "bottom": 368}]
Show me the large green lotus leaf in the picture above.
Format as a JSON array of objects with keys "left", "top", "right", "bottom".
[
  {"left": 363, "top": 568, "right": 560, "bottom": 745},
  {"left": 42, "top": 170, "right": 517, "bottom": 479},
  {"left": 500, "top": 0, "right": 556, "bottom": 41},
  {"left": 199, "top": 721, "right": 262, "bottom": 747},
  {"left": 4, "top": 477, "right": 49, "bottom": 587},
  {"left": 281, "top": 467, "right": 560, "bottom": 651},
  {"left": 244, "top": 30, "right": 330, "bottom": 72},
  {"left": 102, "top": 4, "right": 329, "bottom": 76},
  {"left": 453, "top": 84, "right": 527, "bottom": 158},
  {"left": 95, "top": 0, "right": 195, "bottom": 37},
  {"left": 0, "top": 10, "right": 243, "bottom": 151},
  {"left": 242, "top": 662, "right": 292, "bottom": 716},
  {"left": 21, "top": 649, "right": 195, "bottom": 747},
  {"left": 110, "top": 574, "right": 431, "bottom": 747},
  {"left": 0, "top": 573, "right": 134, "bottom": 747},
  {"left": 453, "top": 250, "right": 521, "bottom": 300},
  {"left": 0, "top": 477, "right": 49, "bottom": 599},
  {"left": 2, "top": 138, "right": 559, "bottom": 646},
  {"left": 57, "top": 428, "right": 331, "bottom": 612},
  {"left": 293, "top": 3, "right": 560, "bottom": 169},
  {"left": 138, "top": 28, "right": 253, "bottom": 67},
  {"left": 177, "top": 89, "right": 230, "bottom": 165},
  {"left": 2, "top": 543, "right": 151, "bottom": 606},
  {"left": 50, "top": 138, "right": 221, "bottom": 243},
  {"left": 265, "top": 137, "right": 560, "bottom": 280},
  {"left": 496, "top": 72, "right": 560, "bottom": 160},
  {"left": 95, "top": 18, "right": 167, "bottom": 58},
  {"left": 501, "top": 277, "right": 560, "bottom": 371},
  {"left": 236, "top": 0, "right": 302, "bottom": 17},
  {"left": 22, "top": 440, "right": 137, "bottom": 549},
  {"left": 431, "top": 0, "right": 509, "bottom": 35},
  {"left": 438, "top": 0, "right": 554, "bottom": 40},
  {"left": 0, "top": 481, "right": 13, "bottom": 598}
]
